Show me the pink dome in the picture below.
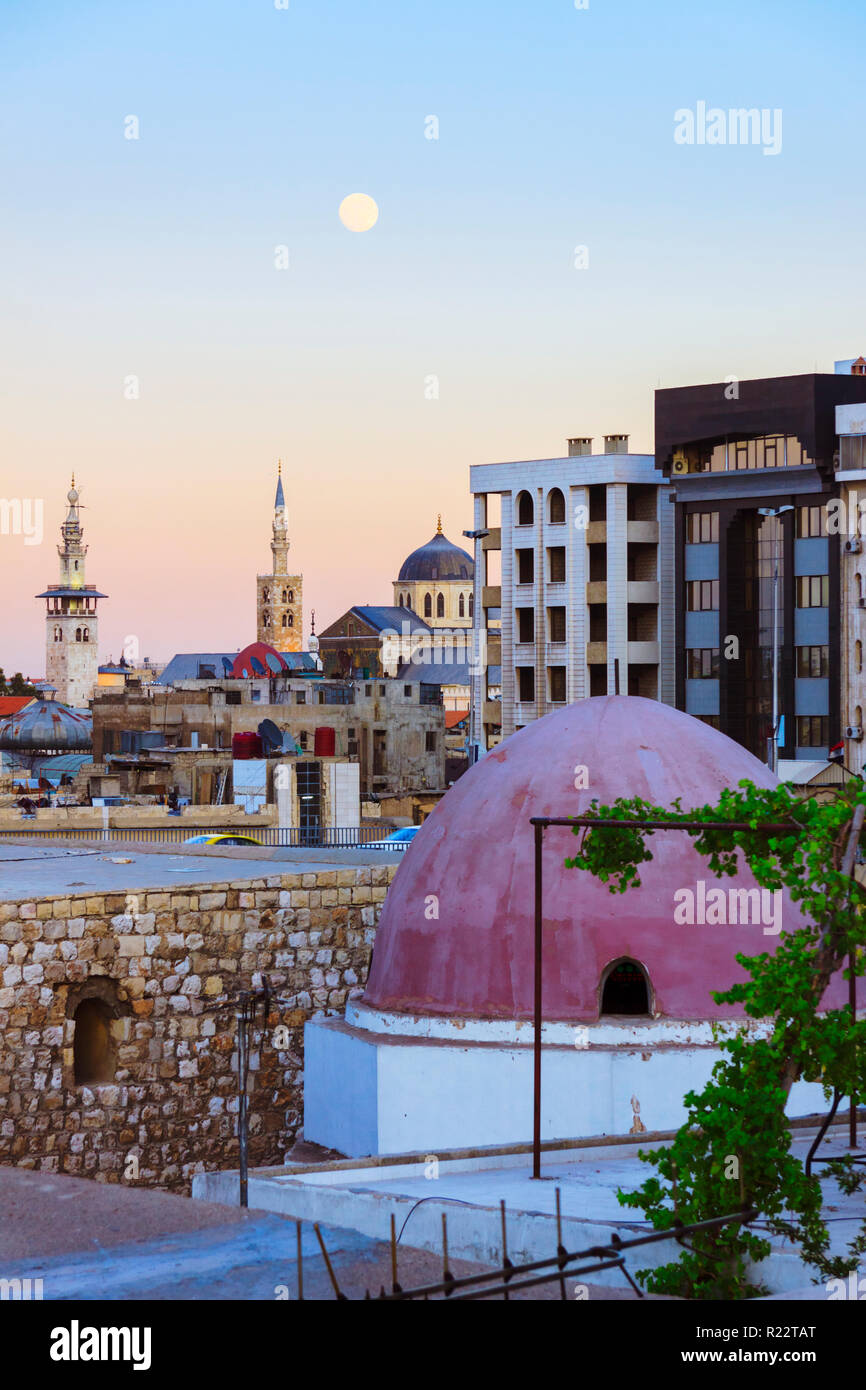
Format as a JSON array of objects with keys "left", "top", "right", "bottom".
[{"left": 365, "top": 697, "right": 847, "bottom": 1022}]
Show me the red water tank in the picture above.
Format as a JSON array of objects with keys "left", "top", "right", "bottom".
[
  {"left": 232, "top": 732, "right": 263, "bottom": 760},
  {"left": 314, "top": 726, "right": 335, "bottom": 757}
]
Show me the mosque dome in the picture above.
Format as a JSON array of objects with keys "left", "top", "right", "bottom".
[
  {"left": 364, "top": 696, "right": 848, "bottom": 1023},
  {"left": 397, "top": 521, "right": 474, "bottom": 583},
  {"left": 0, "top": 696, "right": 92, "bottom": 752}
]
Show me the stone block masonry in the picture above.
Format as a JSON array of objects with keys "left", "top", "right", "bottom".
[{"left": 0, "top": 865, "right": 398, "bottom": 1192}]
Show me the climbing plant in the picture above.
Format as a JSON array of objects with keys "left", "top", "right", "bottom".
[{"left": 564, "top": 779, "right": 866, "bottom": 1299}]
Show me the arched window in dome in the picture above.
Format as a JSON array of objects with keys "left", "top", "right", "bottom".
[
  {"left": 548, "top": 488, "right": 566, "bottom": 524},
  {"left": 458, "top": 592, "right": 465, "bottom": 618},
  {"left": 469, "top": 592, "right": 474, "bottom": 618},
  {"left": 398, "top": 594, "right": 403, "bottom": 607},
  {"left": 424, "top": 593, "right": 432, "bottom": 618},
  {"left": 436, "top": 593, "right": 445, "bottom": 618},
  {"left": 516, "top": 490, "right": 534, "bottom": 526},
  {"left": 600, "top": 958, "right": 651, "bottom": 1017}
]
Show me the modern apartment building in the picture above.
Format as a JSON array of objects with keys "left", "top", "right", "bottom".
[
  {"left": 468, "top": 437, "right": 674, "bottom": 746},
  {"left": 656, "top": 368, "right": 866, "bottom": 763},
  {"left": 835, "top": 357, "right": 866, "bottom": 775}
]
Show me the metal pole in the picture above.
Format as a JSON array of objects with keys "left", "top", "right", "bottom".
[
  {"left": 237, "top": 1002, "right": 249, "bottom": 1208},
  {"left": 850, "top": 949, "right": 858, "bottom": 1149},
  {"left": 532, "top": 820, "right": 544, "bottom": 1179},
  {"left": 778, "top": 553, "right": 783, "bottom": 772}
]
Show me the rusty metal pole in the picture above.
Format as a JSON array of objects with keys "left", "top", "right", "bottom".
[
  {"left": 850, "top": 950, "right": 858, "bottom": 1149},
  {"left": 532, "top": 820, "right": 544, "bottom": 1179},
  {"left": 237, "top": 1000, "right": 249, "bottom": 1209}
]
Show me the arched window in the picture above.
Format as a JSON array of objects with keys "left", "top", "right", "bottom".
[
  {"left": 75, "top": 628, "right": 82, "bottom": 642},
  {"left": 436, "top": 593, "right": 445, "bottom": 618},
  {"left": 516, "top": 490, "right": 534, "bottom": 526},
  {"left": 282, "top": 614, "right": 288, "bottom": 627},
  {"left": 469, "top": 592, "right": 474, "bottom": 618},
  {"left": 548, "top": 488, "right": 566, "bottom": 524},
  {"left": 288, "top": 590, "right": 294, "bottom": 603},
  {"left": 73, "top": 998, "right": 115, "bottom": 1085},
  {"left": 82, "top": 627, "right": 89, "bottom": 642},
  {"left": 54, "top": 626, "right": 62, "bottom": 643},
  {"left": 398, "top": 594, "right": 403, "bottom": 607},
  {"left": 424, "top": 593, "right": 432, "bottom": 617},
  {"left": 857, "top": 641, "right": 863, "bottom": 675},
  {"left": 856, "top": 705, "right": 863, "bottom": 728},
  {"left": 458, "top": 593, "right": 465, "bottom": 618},
  {"left": 281, "top": 589, "right": 288, "bottom": 603},
  {"left": 288, "top": 614, "right": 293, "bottom": 627},
  {"left": 263, "top": 613, "right": 271, "bottom": 628},
  {"left": 600, "top": 958, "right": 651, "bottom": 1017},
  {"left": 262, "top": 587, "right": 270, "bottom": 603}
]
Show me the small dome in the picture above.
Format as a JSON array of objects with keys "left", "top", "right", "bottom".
[
  {"left": 398, "top": 528, "right": 474, "bottom": 583},
  {"left": 67, "top": 487, "right": 79, "bottom": 504},
  {"left": 364, "top": 696, "right": 849, "bottom": 1023},
  {"left": 0, "top": 697, "right": 92, "bottom": 752}
]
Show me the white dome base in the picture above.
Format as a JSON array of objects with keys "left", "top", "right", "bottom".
[{"left": 304, "top": 1004, "right": 830, "bottom": 1157}]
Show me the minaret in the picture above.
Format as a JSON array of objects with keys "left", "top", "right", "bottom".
[
  {"left": 257, "top": 462, "right": 303, "bottom": 652},
  {"left": 36, "top": 476, "right": 107, "bottom": 708}
]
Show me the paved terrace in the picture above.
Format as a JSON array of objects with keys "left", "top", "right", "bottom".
[{"left": 0, "top": 841, "right": 402, "bottom": 902}]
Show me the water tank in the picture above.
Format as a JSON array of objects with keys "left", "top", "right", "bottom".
[
  {"left": 314, "top": 726, "right": 336, "bottom": 757},
  {"left": 232, "top": 732, "right": 263, "bottom": 760}
]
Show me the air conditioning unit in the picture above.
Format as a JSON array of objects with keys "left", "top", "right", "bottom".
[
  {"left": 846, "top": 725, "right": 863, "bottom": 740},
  {"left": 845, "top": 538, "right": 862, "bottom": 553},
  {"left": 672, "top": 451, "right": 690, "bottom": 475}
]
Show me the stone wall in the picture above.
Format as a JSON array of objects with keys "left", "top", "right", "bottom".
[{"left": 0, "top": 864, "right": 398, "bottom": 1191}]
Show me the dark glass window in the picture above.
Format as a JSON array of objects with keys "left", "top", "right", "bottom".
[
  {"left": 796, "top": 646, "right": 830, "bottom": 678},
  {"left": 796, "top": 575, "right": 829, "bottom": 608},
  {"left": 516, "top": 549, "right": 534, "bottom": 584},
  {"left": 796, "top": 716, "right": 829, "bottom": 747},
  {"left": 548, "top": 547, "right": 566, "bottom": 583},
  {"left": 686, "top": 580, "right": 719, "bottom": 611},
  {"left": 516, "top": 608, "right": 534, "bottom": 643},
  {"left": 548, "top": 666, "right": 566, "bottom": 702},
  {"left": 517, "top": 666, "right": 535, "bottom": 702},
  {"left": 686, "top": 648, "right": 720, "bottom": 678},
  {"left": 686, "top": 512, "right": 719, "bottom": 544},
  {"left": 796, "top": 506, "right": 828, "bottom": 538}
]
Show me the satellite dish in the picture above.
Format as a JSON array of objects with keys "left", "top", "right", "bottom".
[
  {"left": 222, "top": 657, "right": 234, "bottom": 675},
  {"left": 258, "top": 718, "right": 282, "bottom": 753}
]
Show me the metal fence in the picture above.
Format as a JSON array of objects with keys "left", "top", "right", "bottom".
[{"left": 0, "top": 825, "right": 409, "bottom": 849}]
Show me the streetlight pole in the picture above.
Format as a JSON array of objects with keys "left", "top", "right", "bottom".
[{"left": 758, "top": 506, "right": 794, "bottom": 773}]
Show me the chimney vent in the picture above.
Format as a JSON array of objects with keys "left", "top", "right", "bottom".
[
  {"left": 604, "top": 434, "right": 629, "bottom": 455},
  {"left": 568, "top": 437, "right": 592, "bottom": 457}
]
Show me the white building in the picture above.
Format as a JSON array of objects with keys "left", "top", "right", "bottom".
[{"left": 468, "top": 436, "right": 675, "bottom": 747}]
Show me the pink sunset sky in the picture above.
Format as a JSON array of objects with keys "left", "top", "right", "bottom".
[{"left": 3, "top": 0, "right": 864, "bottom": 677}]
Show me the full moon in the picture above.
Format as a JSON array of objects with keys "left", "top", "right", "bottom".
[{"left": 339, "top": 193, "right": 379, "bottom": 233}]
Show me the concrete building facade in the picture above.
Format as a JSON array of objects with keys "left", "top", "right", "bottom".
[{"left": 468, "top": 437, "right": 674, "bottom": 746}]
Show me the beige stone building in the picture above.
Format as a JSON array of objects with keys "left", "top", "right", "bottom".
[
  {"left": 37, "top": 478, "right": 107, "bottom": 709},
  {"left": 257, "top": 465, "right": 302, "bottom": 653}
]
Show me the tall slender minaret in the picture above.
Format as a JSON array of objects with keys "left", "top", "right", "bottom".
[
  {"left": 36, "top": 476, "right": 108, "bottom": 708},
  {"left": 256, "top": 462, "right": 303, "bottom": 652}
]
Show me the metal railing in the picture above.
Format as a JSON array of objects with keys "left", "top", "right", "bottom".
[{"left": 0, "top": 825, "right": 409, "bottom": 849}]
